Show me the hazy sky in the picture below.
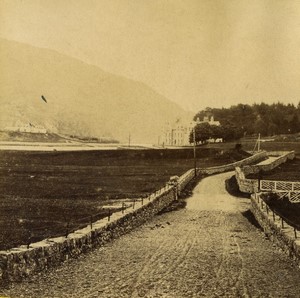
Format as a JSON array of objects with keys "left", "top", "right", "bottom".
[{"left": 1, "top": 0, "right": 300, "bottom": 111}]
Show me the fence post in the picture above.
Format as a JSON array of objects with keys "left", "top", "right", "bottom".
[
  {"left": 90, "top": 215, "right": 93, "bottom": 229},
  {"left": 65, "top": 222, "right": 69, "bottom": 238},
  {"left": 272, "top": 210, "right": 275, "bottom": 222},
  {"left": 294, "top": 228, "right": 297, "bottom": 239},
  {"left": 122, "top": 202, "right": 125, "bottom": 214},
  {"left": 281, "top": 218, "right": 284, "bottom": 229},
  {"left": 141, "top": 197, "right": 144, "bottom": 205},
  {"left": 108, "top": 209, "right": 111, "bottom": 222},
  {"left": 133, "top": 199, "right": 135, "bottom": 209}
]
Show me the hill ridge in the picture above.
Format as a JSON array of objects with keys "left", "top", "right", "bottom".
[{"left": 0, "top": 38, "right": 191, "bottom": 143}]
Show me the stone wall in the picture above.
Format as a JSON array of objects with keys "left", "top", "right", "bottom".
[
  {"left": 242, "top": 151, "right": 295, "bottom": 175},
  {"left": 177, "top": 152, "right": 266, "bottom": 194},
  {"left": 250, "top": 193, "right": 300, "bottom": 266},
  {"left": 235, "top": 151, "right": 295, "bottom": 193},
  {"left": 177, "top": 169, "right": 196, "bottom": 194},
  {"left": 177, "top": 152, "right": 265, "bottom": 194},
  {"left": 199, "top": 151, "right": 267, "bottom": 175},
  {"left": 0, "top": 187, "right": 176, "bottom": 282}
]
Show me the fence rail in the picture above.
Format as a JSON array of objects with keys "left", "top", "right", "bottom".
[
  {"left": 260, "top": 180, "right": 300, "bottom": 192},
  {"left": 260, "top": 180, "right": 300, "bottom": 203},
  {"left": 253, "top": 193, "right": 300, "bottom": 237},
  {"left": 235, "top": 151, "right": 297, "bottom": 195}
]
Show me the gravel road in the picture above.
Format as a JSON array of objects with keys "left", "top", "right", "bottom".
[{"left": 2, "top": 172, "right": 300, "bottom": 297}]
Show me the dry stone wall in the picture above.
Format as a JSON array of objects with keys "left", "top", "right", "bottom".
[
  {"left": 242, "top": 151, "right": 295, "bottom": 175},
  {"left": 245, "top": 152, "right": 300, "bottom": 267},
  {"left": 0, "top": 187, "right": 176, "bottom": 282},
  {"left": 177, "top": 152, "right": 266, "bottom": 194},
  {"left": 251, "top": 194, "right": 300, "bottom": 266},
  {"left": 235, "top": 151, "right": 295, "bottom": 193},
  {"left": 199, "top": 151, "right": 267, "bottom": 175}
]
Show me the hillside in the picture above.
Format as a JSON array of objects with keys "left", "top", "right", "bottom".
[{"left": 0, "top": 39, "right": 190, "bottom": 143}]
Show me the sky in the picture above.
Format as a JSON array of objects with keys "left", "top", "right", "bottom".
[{"left": 1, "top": 0, "right": 300, "bottom": 112}]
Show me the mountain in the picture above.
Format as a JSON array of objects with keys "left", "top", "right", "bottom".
[{"left": 0, "top": 39, "right": 191, "bottom": 143}]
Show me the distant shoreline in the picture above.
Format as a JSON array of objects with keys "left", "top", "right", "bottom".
[
  {"left": 0, "top": 142, "right": 162, "bottom": 151},
  {"left": 0, "top": 141, "right": 120, "bottom": 151},
  {"left": 0, "top": 142, "right": 194, "bottom": 151}
]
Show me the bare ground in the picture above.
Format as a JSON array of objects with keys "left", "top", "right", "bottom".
[{"left": 2, "top": 172, "right": 300, "bottom": 297}]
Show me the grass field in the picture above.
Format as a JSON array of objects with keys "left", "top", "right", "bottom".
[{"left": 0, "top": 147, "right": 248, "bottom": 250}]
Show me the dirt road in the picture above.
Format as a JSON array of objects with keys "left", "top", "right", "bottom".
[{"left": 2, "top": 172, "right": 300, "bottom": 297}]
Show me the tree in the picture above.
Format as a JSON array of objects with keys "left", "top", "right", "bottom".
[
  {"left": 220, "top": 121, "right": 243, "bottom": 141},
  {"left": 189, "top": 122, "right": 212, "bottom": 144},
  {"left": 254, "top": 117, "right": 269, "bottom": 136},
  {"left": 289, "top": 113, "right": 300, "bottom": 133},
  {"left": 193, "top": 102, "right": 300, "bottom": 138},
  {"left": 210, "top": 125, "right": 223, "bottom": 140}
]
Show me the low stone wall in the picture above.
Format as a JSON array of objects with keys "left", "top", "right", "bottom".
[
  {"left": 177, "top": 152, "right": 265, "bottom": 194},
  {"left": 235, "top": 151, "right": 295, "bottom": 193},
  {"left": 199, "top": 151, "right": 267, "bottom": 175},
  {"left": 267, "top": 151, "right": 296, "bottom": 157},
  {"left": 235, "top": 165, "right": 259, "bottom": 193},
  {"left": 250, "top": 194, "right": 300, "bottom": 266},
  {"left": 243, "top": 151, "right": 295, "bottom": 175},
  {"left": 236, "top": 176, "right": 259, "bottom": 193},
  {"left": 177, "top": 169, "right": 196, "bottom": 194},
  {"left": 0, "top": 186, "right": 176, "bottom": 282}
]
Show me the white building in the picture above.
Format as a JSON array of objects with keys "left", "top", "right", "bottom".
[{"left": 161, "top": 116, "right": 220, "bottom": 146}]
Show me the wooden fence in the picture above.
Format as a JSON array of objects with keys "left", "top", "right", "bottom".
[{"left": 260, "top": 180, "right": 300, "bottom": 203}]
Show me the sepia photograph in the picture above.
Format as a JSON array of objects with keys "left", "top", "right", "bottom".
[{"left": 0, "top": 0, "right": 300, "bottom": 297}]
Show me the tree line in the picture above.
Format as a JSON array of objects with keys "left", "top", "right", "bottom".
[{"left": 190, "top": 102, "right": 300, "bottom": 144}]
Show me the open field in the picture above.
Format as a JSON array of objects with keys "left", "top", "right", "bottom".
[
  {"left": 246, "top": 157, "right": 300, "bottom": 181},
  {"left": 0, "top": 147, "right": 248, "bottom": 250}
]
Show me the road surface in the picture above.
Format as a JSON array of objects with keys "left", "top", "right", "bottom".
[{"left": 2, "top": 172, "right": 300, "bottom": 297}]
